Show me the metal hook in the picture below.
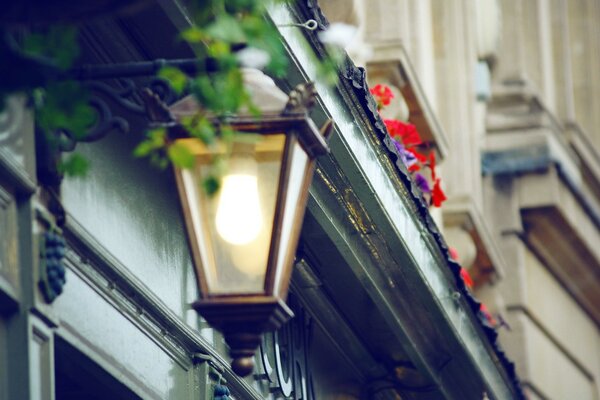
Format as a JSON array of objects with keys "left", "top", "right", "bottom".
[
  {"left": 440, "top": 290, "right": 462, "bottom": 303},
  {"left": 277, "top": 19, "right": 318, "bottom": 31}
]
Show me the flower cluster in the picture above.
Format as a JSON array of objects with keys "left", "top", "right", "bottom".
[
  {"left": 370, "top": 84, "right": 394, "bottom": 109},
  {"left": 372, "top": 85, "right": 506, "bottom": 330},
  {"left": 370, "top": 84, "right": 446, "bottom": 208}
]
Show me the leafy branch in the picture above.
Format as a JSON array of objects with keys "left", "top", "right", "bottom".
[{"left": 0, "top": 1, "right": 346, "bottom": 193}]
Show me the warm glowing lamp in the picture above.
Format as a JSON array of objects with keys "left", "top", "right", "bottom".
[{"left": 168, "top": 70, "right": 331, "bottom": 377}]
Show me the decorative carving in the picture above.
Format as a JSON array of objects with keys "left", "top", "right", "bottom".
[
  {"left": 81, "top": 77, "right": 178, "bottom": 141},
  {"left": 86, "top": 77, "right": 178, "bottom": 117},
  {"left": 140, "top": 87, "right": 175, "bottom": 124},
  {"left": 38, "top": 230, "right": 67, "bottom": 303},
  {"left": 213, "top": 384, "right": 231, "bottom": 400},
  {"left": 283, "top": 82, "right": 317, "bottom": 115},
  {"left": 36, "top": 76, "right": 181, "bottom": 189},
  {"left": 83, "top": 95, "right": 129, "bottom": 143}
]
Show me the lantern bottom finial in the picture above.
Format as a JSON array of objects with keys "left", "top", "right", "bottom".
[
  {"left": 193, "top": 296, "right": 294, "bottom": 377},
  {"left": 230, "top": 355, "right": 256, "bottom": 377},
  {"left": 225, "top": 331, "right": 262, "bottom": 377}
]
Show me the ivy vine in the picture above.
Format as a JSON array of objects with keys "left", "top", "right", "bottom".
[{"left": 0, "top": 0, "right": 342, "bottom": 193}]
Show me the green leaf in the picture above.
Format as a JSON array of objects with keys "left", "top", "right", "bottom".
[
  {"left": 183, "top": 116, "right": 216, "bottom": 144},
  {"left": 23, "top": 26, "right": 79, "bottom": 70},
  {"left": 317, "top": 57, "right": 339, "bottom": 85},
  {"left": 202, "top": 175, "right": 221, "bottom": 196},
  {"left": 232, "top": 133, "right": 261, "bottom": 144},
  {"left": 205, "top": 14, "right": 246, "bottom": 43},
  {"left": 208, "top": 41, "right": 231, "bottom": 58},
  {"left": 246, "top": 100, "right": 261, "bottom": 117},
  {"left": 212, "top": 156, "right": 227, "bottom": 176},
  {"left": 36, "top": 81, "right": 95, "bottom": 138},
  {"left": 220, "top": 125, "right": 236, "bottom": 143},
  {"left": 181, "top": 26, "right": 205, "bottom": 43},
  {"left": 59, "top": 153, "right": 89, "bottom": 177},
  {"left": 249, "top": 31, "right": 288, "bottom": 77},
  {"left": 191, "top": 69, "right": 247, "bottom": 114},
  {"left": 240, "top": 15, "right": 265, "bottom": 36},
  {"left": 133, "top": 141, "right": 157, "bottom": 158},
  {"left": 159, "top": 66, "right": 188, "bottom": 94},
  {"left": 133, "top": 128, "right": 166, "bottom": 157},
  {"left": 150, "top": 153, "right": 169, "bottom": 169},
  {"left": 167, "top": 142, "right": 195, "bottom": 168}
]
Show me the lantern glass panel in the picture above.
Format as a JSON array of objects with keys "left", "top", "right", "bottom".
[
  {"left": 270, "top": 138, "right": 311, "bottom": 296},
  {"left": 178, "top": 134, "right": 286, "bottom": 295}
]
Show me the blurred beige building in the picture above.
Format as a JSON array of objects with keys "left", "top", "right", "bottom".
[{"left": 322, "top": 0, "right": 600, "bottom": 398}]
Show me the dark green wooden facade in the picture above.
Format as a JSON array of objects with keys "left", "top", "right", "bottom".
[{"left": 0, "top": 2, "right": 521, "bottom": 399}]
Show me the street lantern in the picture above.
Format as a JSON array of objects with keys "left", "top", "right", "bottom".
[{"left": 169, "top": 70, "right": 331, "bottom": 376}]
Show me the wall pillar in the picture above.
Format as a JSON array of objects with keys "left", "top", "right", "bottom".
[{"left": 431, "top": 0, "right": 481, "bottom": 205}]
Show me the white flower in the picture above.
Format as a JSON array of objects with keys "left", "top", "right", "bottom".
[
  {"left": 318, "top": 23, "right": 358, "bottom": 48},
  {"left": 236, "top": 47, "right": 271, "bottom": 70}
]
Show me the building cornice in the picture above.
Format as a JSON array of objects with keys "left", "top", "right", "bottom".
[{"left": 269, "top": 2, "right": 524, "bottom": 398}]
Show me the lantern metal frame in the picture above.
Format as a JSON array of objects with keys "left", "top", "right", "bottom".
[{"left": 166, "top": 83, "right": 332, "bottom": 376}]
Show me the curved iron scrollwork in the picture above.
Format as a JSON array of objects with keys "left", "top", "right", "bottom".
[
  {"left": 81, "top": 77, "right": 179, "bottom": 143},
  {"left": 35, "top": 71, "right": 184, "bottom": 231},
  {"left": 35, "top": 57, "right": 211, "bottom": 187},
  {"left": 36, "top": 74, "right": 182, "bottom": 189}
]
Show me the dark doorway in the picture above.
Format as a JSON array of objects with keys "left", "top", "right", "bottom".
[{"left": 54, "top": 337, "right": 142, "bottom": 400}]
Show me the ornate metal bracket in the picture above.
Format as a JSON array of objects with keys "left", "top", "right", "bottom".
[
  {"left": 283, "top": 81, "right": 317, "bottom": 115},
  {"left": 35, "top": 58, "right": 204, "bottom": 187},
  {"left": 34, "top": 58, "right": 207, "bottom": 231}
]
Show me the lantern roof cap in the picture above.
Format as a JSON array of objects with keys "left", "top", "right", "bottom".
[{"left": 169, "top": 68, "right": 292, "bottom": 119}]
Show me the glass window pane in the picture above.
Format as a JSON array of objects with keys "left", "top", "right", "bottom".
[
  {"left": 272, "top": 139, "right": 310, "bottom": 296},
  {"left": 179, "top": 134, "right": 286, "bottom": 295}
]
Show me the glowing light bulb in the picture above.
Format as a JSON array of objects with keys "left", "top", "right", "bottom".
[{"left": 215, "top": 159, "right": 263, "bottom": 246}]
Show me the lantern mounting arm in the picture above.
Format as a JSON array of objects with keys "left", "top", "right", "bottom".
[
  {"left": 63, "top": 57, "right": 218, "bottom": 81},
  {"left": 36, "top": 57, "right": 211, "bottom": 187},
  {"left": 41, "top": 56, "right": 219, "bottom": 151},
  {"left": 40, "top": 56, "right": 327, "bottom": 165}
]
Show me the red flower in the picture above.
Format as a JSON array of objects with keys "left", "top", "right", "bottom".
[
  {"left": 449, "top": 247, "right": 459, "bottom": 261},
  {"left": 431, "top": 178, "right": 447, "bottom": 207},
  {"left": 460, "top": 267, "right": 474, "bottom": 289},
  {"left": 384, "top": 119, "right": 422, "bottom": 146},
  {"left": 429, "top": 152, "right": 438, "bottom": 180},
  {"left": 370, "top": 84, "right": 394, "bottom": 110},
  {"left": 428, "top": 151, "right": 446, "bottom": 207},
  {"left": 480, "top": 304, "right": 497, "bottom": 326}
]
